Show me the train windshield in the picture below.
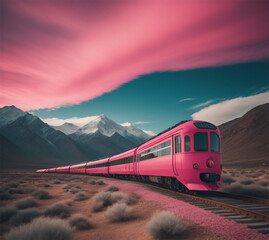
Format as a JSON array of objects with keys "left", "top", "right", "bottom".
[
  {"left": 194, "top": 132, "right": 208, "bottom": 151},
  {"left": 210, "top": 132, "right": 220, "bottom": 152}
]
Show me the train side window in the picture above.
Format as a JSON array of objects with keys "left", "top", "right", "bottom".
[
  {"left": 184, "top": 135, "right": 191, "bottom": 152},
  {"left": 210, "top": 132, "right": 220, "bottom": 152},
  {"left": 175, "top": 135, "right": 181, "bottom": 153}
]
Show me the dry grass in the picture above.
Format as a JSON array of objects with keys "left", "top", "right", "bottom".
[
  {"left": 97, "top": 180, "right": 105, "bottom": 185},
  {"left": 69, "top": 214, "right": 92, "bottom": 230},
  {"left": 16, "top": 198, "right": 38, "bottom": 210},
  {"left": 0, "top": 192, "right": 12, "bottom": 200},
  {"left": 104, "top": 185, "right": 119, "bottom": 192},
  {"left": 90, "top": 180, "right": 96, "bottom": 185},
  {"left": 222, "top": 169, "right": 269, "bottom": 198},
  {"left": 6, "top": 217, "right": 72, "bottom": 240},
  {"left": 147, "top": 211, "right": 187, "bottom": 240},
  {"left": 44, "top": 203, "right": 70, "bottom": 218},
  {"left": 0, "top": 206, "right": 17, "bottom": 223},
  {"left": 32, "top": 190, "right": 51, "bottom": 200},
  {"left": 10, "top": 208, "right": 40, "bottom": 226},
  {"left": 53, "top": 180, "right": 61, "bottom": 184},
  {"left": 74, "top": 192, "right": 87, "bottom": 201},
  {"left": 104, "top": 203, "right": 135, "bottom": 222}
]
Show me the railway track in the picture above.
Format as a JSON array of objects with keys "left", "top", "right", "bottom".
[{"left": 132, "top": 180, "right": 269, "bottom": 235}]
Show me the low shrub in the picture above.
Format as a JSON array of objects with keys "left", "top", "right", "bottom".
[
  {"left": 104, "top": 203, "right": 135, "bottom": 222},
  {"left": 258, "top": 180, "right": 268, "bottom": 187},
  {"left": 222, "top": 173, "right": 236, "bottom": 184},
  {"left": 111, "top": 192, "right": 139, "bottom": 205},
  {"left": 97, "top": 181, "right": 105, "bottom": 185},
  {"left": 0, "top": 206, "right": 17, "bottom": 222},
  {"left": 94, "top": 191, "right": 113, "bottom": 206},
  {"left": 74, "top": 192, "right": 87, "bottom": 201},
  {"left": 53, "top": 181, "right": 61, "bottom": 184},
  {"left": 69, "top": 214, "right": 92, "bottom": 230},
  {"left": 44, "top": 203, "right": 70, "bottom": 218},
  {"left": 147, "top": 211, "right": 187, "bottom": 240},
  {"left": 32, "top": 190, "right": 51, "bottom": 200},
  {"left": 8, "top": 188, "right": 24, "bottom": 194},
  {"left": 92, "top": 201, "right": 104, "bottom": 212},
  {"left": 223, "top": 182, "right": 269, "bottom": 198},
  {"left": 7, "top": 183, "right": 19, "bottom": 188},
  {"left": 70, "top": 189, "right": 79, "bottom": 194},
  {"left": 43, "top": 184, "right": 51, "bottom": 188},
  {"left": 0, "top": 192, "right": 12, "bottom": 200},
  {"left": 104, "top": 185, "right": 118, "bottom": 192},
  {"left": 90, "top": 181, "right": 96, "bottom": 185},
  {"left": 6, "top": 217, "right": 72, "bottom": 240},
  {"left": 239, "top": 178, "right": 254, "bottom": 185},
  {"left": 16, "top": 198, "right": 38, "bottom": 210},
  {"left": 10, "top": 208, "right": 40, "bottom": 226}
]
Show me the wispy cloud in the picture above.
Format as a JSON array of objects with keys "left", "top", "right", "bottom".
[
  {"left": 191, "top": 91, "right": 269, "bottom": 125},
  {"left": 134, "top": 121, "right": 150, "bottom": 125},
  {"left": 0, "top": 1, "right": 268, "bottom": 110},
  {"left": 190, "top": 100, "right": 214, "bottom": 109},
  {"left": 178, "top": 98, "right": 196, "bottom": 103}
]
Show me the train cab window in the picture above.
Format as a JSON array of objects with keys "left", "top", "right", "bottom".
[
  {"left": 210, "top": 132, "right": 220, "bottom": 152},
  {"left": 184, "top": 135, "right": 191, "bottom": 152},
  {"left": 194, "top": 132, "right": 208, "bottom": 151},
  {"left": 175, "top": 135, "right": 181, "bottom": 153}
]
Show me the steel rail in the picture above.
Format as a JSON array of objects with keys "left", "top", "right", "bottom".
[{"left": 137, "top": 181, "right": 269, "bottom": 222}]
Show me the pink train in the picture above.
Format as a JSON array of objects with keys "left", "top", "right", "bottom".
[{"left": 37, "top": 120, "right": 222, "bottom": 192}]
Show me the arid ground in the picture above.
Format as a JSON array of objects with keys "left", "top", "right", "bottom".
[{"left": 0, "top": 170, "right": 226, "bottom": 240}]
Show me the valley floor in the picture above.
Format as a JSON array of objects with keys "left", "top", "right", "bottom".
[{"left": 0, "top": 170, "right": 268, "bottom": 240}]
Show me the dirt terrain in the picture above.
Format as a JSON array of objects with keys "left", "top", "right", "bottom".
[{"left": 0, "top": 170, "right": 221, "bottom": 240}]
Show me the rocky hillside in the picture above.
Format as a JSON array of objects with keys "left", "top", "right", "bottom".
[{"left": 219, "top": 103, "right": 269, "bottom": 168}]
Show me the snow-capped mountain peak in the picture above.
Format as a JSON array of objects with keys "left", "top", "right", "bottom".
[
  {"left": 121, "top": 122, "right": 150, "bottom": 139},
  {"left": 0, "top": 105, "right": 27, "bottom": 127},
  {"left": 76, "top": 115, "right": 124, "bottom": 137},
  {"left": 53, "top": 123, "right": 80, "bottom": 135},
  {"left": 47, "top": 114, "right": 153, "bottom": 142}
]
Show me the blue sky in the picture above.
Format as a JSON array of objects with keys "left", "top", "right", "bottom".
[{"left": 33, "top": 61, "right": 269, "bottom": 134}]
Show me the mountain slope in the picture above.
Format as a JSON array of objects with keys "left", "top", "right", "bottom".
[
  {"left": 0, "top": 105, "right": 26, "bottom": 127},
  {"left": 219, "top": 103, "right": 269, "bottom": 168},
  {"left": 54, "top": 123, "right": 79, "bottom": 135},
  {"left": 0, "top": 107, "right": 92, "bottom": 168},
  {"left": 69, "top": 131, "right": 135, "bottom": 159}
]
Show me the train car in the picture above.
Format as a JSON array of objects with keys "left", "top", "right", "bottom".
[
  {"left": 56, "top": 166, "right": 70, "bottom": 173},
  {"left": 136, "top": 120, "right": 222, "bottom": 191},
  {"left": 37, "top": 120, "right": 222, "bottom": 192},
  {"left": 109, "top": 148, "right": 135, "bottom": 176},
  {"left": 36, "top": 169, "right": 46, "bottom": 173},
  {"left": 85, "top": 158, "right": 109, "bottom": 175},
  {"left": 48, "top": 168, "right": 56, "bottom": 173},
  {"left": 70, "top": 163, "right": 86, "bottom": 174}
]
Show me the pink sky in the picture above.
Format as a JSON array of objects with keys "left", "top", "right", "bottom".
[{"left": 1, "top": 0, "right": 268, "bottom": 110}]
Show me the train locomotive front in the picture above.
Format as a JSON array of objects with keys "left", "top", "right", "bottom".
[{"left": 174, "top": 121, "right": 222, "bottom": 191}]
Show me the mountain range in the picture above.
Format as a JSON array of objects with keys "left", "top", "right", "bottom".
[
  {"left": 0, "top": 106, "right": 152, "bottom": 168},
  {"left": 0, "top": 104, "right": 268, "bottom": 169}
]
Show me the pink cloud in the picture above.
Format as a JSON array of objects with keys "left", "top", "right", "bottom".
[{"left": 1, "top": 0, "right": 268, "bottom": 110}]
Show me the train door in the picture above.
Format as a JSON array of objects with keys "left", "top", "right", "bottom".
[{"left": 172, "top": 133, "right": 182, "bottom": 176}]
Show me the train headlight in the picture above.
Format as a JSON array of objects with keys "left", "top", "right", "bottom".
[
  {"left": 193, "top": 163, "right": 199, "bottom": 169},
  {"left": 206, "top": 160, "right": 214, "bottom": 168}
]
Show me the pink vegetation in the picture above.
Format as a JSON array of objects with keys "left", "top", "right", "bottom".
[
  {"left": 105, "top": 180, "right": 269, "bottom": 240},
  {"left": 1, "top": 1, "right": 268, "bottom": 110}
]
